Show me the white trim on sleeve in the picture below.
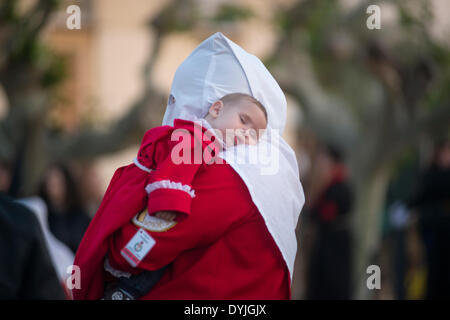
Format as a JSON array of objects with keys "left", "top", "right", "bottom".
[
  {"left": 145, "top": 180, "right": 196, "bottom": 198},
  {"left": 133, "top": 157, "right": 152, "bottom": 173}
]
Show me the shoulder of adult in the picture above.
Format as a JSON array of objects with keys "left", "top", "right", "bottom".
[{"left": 0, "top": 193, "right": 42, "bottom": 242}]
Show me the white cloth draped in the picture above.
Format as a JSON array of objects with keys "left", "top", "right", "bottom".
[{"left": 162, "top": 32, "right": 305, "bottom": 282}]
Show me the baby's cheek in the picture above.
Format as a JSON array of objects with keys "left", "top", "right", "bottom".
[{"left": 247, "top": 136, "right": 258, "bottom": 145}]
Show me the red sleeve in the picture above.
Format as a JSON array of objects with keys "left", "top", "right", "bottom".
[{"left": 145, "top": 128, "right": 204, "bottom": 221}]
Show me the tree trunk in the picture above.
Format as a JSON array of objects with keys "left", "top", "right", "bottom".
[{"left": 352, "top": 163, "right": 390, "bottom": 299}]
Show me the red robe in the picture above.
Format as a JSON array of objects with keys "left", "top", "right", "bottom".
[{"left": 73, "top": 119, "right": 290, "bottom": 300}]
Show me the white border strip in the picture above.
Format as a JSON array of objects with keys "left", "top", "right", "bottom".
[
  {"left": 133, "top": 157, "right": 152, "bottom": 173},
  {"left": 145, "top": 180, "right": 196, "bottom": 198}
]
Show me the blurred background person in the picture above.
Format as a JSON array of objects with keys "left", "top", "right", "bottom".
[
  {"left": 408, "top": 139, "right": 450, "bottom": 299},
  {"left": 379, "top": 152, "right": 420, "bottom": 300},
  {"left": 0, "top": 192, "right": 66, "bottom": 299},
  {"left": 38, "top": 163, "right": 91, "bottom": 253},
  {"left": 17, "top": 196, "right": 75, "bottom": 299},
  {"left": 305, "top": 144, "right": 354, "bottom": 299},
  {"left": 76, "top": 163, "right": 104, "bottom": 218}
]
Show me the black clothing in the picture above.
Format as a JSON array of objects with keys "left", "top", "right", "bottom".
[
  {"left": 307, "top": 176, "right": 354, "bottom": 300},
  {"left": 408, "top": 166, "right": 450, "bottom": 299},
  {"left": 0, "top": 193, "right": 66, "bottom": 299},
  {"left": 47, "top": 207, "right": 91, "bottom": 253},
  {"left": 103, "top": 266, "right": 168, "bottom": 300}
]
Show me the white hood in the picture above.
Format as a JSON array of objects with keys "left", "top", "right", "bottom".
[{"left": 162, "top": 32, "right": 305, "bottom": 283}]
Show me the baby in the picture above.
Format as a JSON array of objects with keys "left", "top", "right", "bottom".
[
  {"left": 102, "top": 92, "right": 268, "bottom": 300},
  {"left": 154, "top": 92, "right": 267, "bottom": 222}
]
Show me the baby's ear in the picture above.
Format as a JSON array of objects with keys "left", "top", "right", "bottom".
[{"left": 208, "top": 100, "right": 224, "bottom": 118}]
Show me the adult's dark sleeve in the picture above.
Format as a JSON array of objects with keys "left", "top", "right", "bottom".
[
  {"left": 313, "top": 181, "right": 353, "bottom": 223},
  {"left": 408, "top": 167, "right": 450, "bottom": 208},
  {"left": 0, "top": 193, "right": 66, "bottom": 300}
]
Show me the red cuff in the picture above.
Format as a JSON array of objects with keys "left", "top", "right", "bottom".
[{"left": 146, "top": 188, "right": 193, "bottom": 221}]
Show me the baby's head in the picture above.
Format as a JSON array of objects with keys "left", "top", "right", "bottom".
[{"left": 204, "top": 93, "right": 267, "bottom": 147}]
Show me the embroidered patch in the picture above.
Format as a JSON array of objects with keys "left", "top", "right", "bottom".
[{"left": 132, "top": 209, "right": 178, "bottom": 232}]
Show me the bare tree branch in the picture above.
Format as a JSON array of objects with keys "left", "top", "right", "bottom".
[
  {"left": 50, "top": 88, "right": 166, "bottom": 161},
  {"left": 0, "top": 0, "right": 58, "bottom": 72},
  {"left": 23, "top": 0, "right": 58, "bottom": 40},
  {"left": 49, "top": 1, "right": 172, "bottom": 161}
]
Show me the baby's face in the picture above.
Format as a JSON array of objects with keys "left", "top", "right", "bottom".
[{"left": 205, "top": 99, "right": 267, "bottom": 147}]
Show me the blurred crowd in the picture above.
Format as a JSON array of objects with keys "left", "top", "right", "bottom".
[
  {"left": 380, "top": 139, "right": 450, "bottom": 299},
  {"left": 298, "top": 138, "right": 450, "bottom": 300}
]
